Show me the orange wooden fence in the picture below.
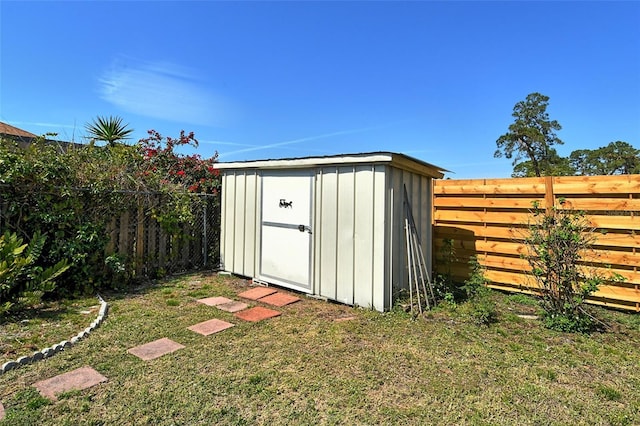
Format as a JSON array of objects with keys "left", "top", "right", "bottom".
[{"left": 433, "top": 175, "right": 640, "bottom": 311}]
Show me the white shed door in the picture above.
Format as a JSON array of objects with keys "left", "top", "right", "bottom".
[{"left": 260, "top": 171, "right": 313, "bottom": 292}]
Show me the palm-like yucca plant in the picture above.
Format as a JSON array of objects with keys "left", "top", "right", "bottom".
[{"left": 85, "top": 115, "right": 134, "bottom": 146}]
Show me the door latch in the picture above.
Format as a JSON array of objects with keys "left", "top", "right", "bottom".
[
  {"left": 298, "top": 225, "right": 312, "bottom": 234},
  {"left": 279, "top": 199, "right": 293, "bottom": 208}
]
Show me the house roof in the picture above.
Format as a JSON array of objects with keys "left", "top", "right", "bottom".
[
  {"left": 216, "top": 151, "right": 448, "bottom": 179},
  {"left": 0, "top": 122, "right": 38, "bottom": 139}
]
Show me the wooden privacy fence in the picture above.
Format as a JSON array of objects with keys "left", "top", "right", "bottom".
[
  {"left": 433, "top": 175, "right": 640, "bottom": 311},
  {"left": 105, "top": 193, "right": 221, "bottom": 277}
]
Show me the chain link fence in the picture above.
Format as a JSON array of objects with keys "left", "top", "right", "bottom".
[{"left": 107, "top": 193, "right": 221, "bottom": 277}]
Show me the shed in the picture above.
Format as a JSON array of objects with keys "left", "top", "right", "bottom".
[{"left": 216, "top": 152, "right": 446, "bottom": 311}]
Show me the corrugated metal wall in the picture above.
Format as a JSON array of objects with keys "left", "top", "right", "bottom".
[
  {"left": 313, "top": 164, "right": 387, "bottom": 310},
  {"left": 220, "top": 163, "right": 433, "bottom": 312},
  {"left": 220, "top": 170, "right": 261, "bottom": 277},
  {"left": 387, "top": 167, "right": 432, "bottom": 306}
]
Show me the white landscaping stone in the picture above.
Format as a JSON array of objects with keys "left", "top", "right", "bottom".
[
  {"left": 2, "top": 361, "right": 18, "bottom": 372},
  {"left": 60, "top": 340, "right": 72, "bottom": 349},
  {"left": 17, "top": 356, "right": 31, "bottom": 365}
]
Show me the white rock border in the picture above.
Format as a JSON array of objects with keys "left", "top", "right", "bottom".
[{"left": 1, "top": 294, "right": 108, "bottom": 375}]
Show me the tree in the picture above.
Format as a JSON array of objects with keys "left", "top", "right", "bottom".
[
  {"left": 495, "top": 93, "right": 563, "bottom": 177},
  {"left": 512, "top": 148, "right": 573, "bottom": 177},
  {"left": 85, "top": 115, "right": 134, "bottom": 146},
  {"left": 569, "top": 141, "right": 640, "bottom": 175}
]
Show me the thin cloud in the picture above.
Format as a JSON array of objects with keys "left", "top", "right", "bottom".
[
  {"left": 198, "top": 139, "right": 259, "bottom": 148},
  {"left": 99, "top": 58, "right": 231, "bottom": 127},
  {"left": 7, "top": 121, "right": 77, "bottom": 130},
  {"left": 218, "top": 125, "right": 382, "bottom": 159}
]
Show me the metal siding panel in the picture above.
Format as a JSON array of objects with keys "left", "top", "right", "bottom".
[
  {"left": 411, "top": 173, "right": 422, "bottom": 240},
  {"left": 222, "top": 173, "right": 237, "bottom": 273},
  {"left": 219, "top": 174, "right": 227, "bottom": 270},
  {"left": 318, "top": 168, "right": 338, "bottom": 300},
  {"left": 353, "top": 165, "right": 375, "bottom": 308},
  {"left": 254, "top": 173, "right": 262, "bottom": 277},
  {"left": 233, "top": 173, "right": 247, "bottom": 273},
  {"left": 419, "top": 175, "right": 430, "bottom": 276},
  {"left": 243, "top": 172, "right": 258, "bottom": 277},
  {"left": 425, "top": 177, "right": 433, "bottom": 275},
  {"left": 394, "top": 169, "right": 413, "bottom": 297},
  {"left": 388, "top": 168, "right": 402, "bottom": 302},
  {"left": 336, "top": 166, "right": 355, "bottom": 305},
  {"left": 372, "top": 165, "right": 387, "bottom": 311}
]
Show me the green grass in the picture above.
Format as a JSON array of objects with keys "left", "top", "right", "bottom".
[{"left": 1, "top": 273, "right": 639, "bottom": 425}]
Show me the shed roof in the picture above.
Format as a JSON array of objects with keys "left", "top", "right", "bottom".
[{"left": 216, "top": 152, "right": 447, "bottom": 179}]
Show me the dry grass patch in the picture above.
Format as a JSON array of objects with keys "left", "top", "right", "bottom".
[{"left": 1, "top": 273, "right": 639, "bottom": 425}]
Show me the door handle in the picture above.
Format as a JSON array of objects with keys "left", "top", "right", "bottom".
[{"left": 298, "top": 225, "right": 312, "bottom": 234}]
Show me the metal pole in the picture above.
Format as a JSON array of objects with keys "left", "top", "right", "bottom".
[{"left": 202, "top": 199, "right": 208, "bottom": 267}]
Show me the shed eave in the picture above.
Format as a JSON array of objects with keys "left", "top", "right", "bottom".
[{"left": 216, "top": 152, "right": 446, "bottom": 179}]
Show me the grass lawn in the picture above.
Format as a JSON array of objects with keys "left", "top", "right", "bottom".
[{"left": 1, "top": 272, "right": 639, "bottom": 425}]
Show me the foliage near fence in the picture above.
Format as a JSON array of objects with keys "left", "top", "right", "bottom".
[
  {"left": 433, "top": 175, "right": 640, "bottom": 311},
  {"left": 105, "top": 193, "right": 220, "bottom": 278},
  {"left": 1, "top": 131, "right": 221, "bottom": 301}
]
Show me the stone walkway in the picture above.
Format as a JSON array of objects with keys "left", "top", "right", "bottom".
[{"left": 5, "top": 286, "right": 301, "bottom": 409}]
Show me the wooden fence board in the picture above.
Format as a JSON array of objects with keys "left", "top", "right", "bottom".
[
  {"left": 433, "top": 174, "right": 640, "bottom": 311},
  {"left": 434, "top": 182, "right": 547, "bottom": 195},
  {"left": 434, "top": 210, "right": 532, "bottom": 224},
  {"left": 434, "top": 197, "right": 543, "bottom": 209},
  {"left": 559, "top": 197, "right": 640, "bottom": 211}
]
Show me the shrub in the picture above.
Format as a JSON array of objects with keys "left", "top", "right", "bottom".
[
  {"left": 433, "top": 238, "right": 459, "bottom": 302},
  {"left": 0, "top": 127, "right": 221, "bottom": 297},
  {"left": 0, "top": 231, "right": 69, "bottom": 316},
  {"left": 523, "top": 201, "right": 622, "bottom": 332},
  {"left": 460, "top": 256, "right": 497, "bottom": 326}
]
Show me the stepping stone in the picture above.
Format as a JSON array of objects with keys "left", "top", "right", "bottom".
[
  {"left": 197, "top": 296, "right": 233, "bottom": 307},
  {"left": 234, "top": 306, "right": 281, "bottom": 322},
  {"left": 334, "top": 316, "right": 357, "bottom": 322},
  {"left": 188, "top": 319, "right": 235, "bottom": 336},
  {"left": 216, "top": 301, "right": 249, "bottom": 313},
  {"left": 127, "top": 338, "right": 185, "bottom": 361},
  {"left": 259, "top": 292, "right": 301, "bottom": 307},
  {"left": 34, "top": 366, "right": 107, "bottom": 401},
  {"left": 238, "top": 287, "right": 277, "bottom": 300}
]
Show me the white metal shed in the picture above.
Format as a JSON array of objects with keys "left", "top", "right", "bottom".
[{"left": 216, "top": 152, "right": 446, "bottom": 312}]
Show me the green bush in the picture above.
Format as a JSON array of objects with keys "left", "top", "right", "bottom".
[
  {"left": 0, "top": 127, "right": 220, "bottom": 298},
  {"left": 0, "top": 231, "right": 69, "bottom": 316},
  {"left": 460, "top": 257, "right": 497, "bottom": 326},
  {"left": 523, "top": 201, "right": 623, "bottom": 332}
]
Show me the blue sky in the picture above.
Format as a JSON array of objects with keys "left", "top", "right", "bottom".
[{"left": 1, "top": 1, "right": 639, "bottom": 179}]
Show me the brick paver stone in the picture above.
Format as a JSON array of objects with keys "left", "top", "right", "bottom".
[
  {"left": 197, "top": 296, "right": 233, "bottom": 307},
  {"left": 34, "top": 366, "right": 107, "bottom": 400},
  {"left": 127, "top": 338, "right": 185, "bottom": 361},
  {"left": 238, "top": 287, "right": 277, "bottom": 300},
  {"left": 188, "top": 318, "right": 235, "bottom": 336},
  {"left": 234, "top": 306, "right": 282, "bottom": 322},
  {"left": 334, "top": 316, "right": 357, "bottom": 322},
  {"left": 258, "top": 292, "right": 301, "bottom": 307},
  {"left": 216, "top": 301, "right": 249, "bottom": 313}
]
